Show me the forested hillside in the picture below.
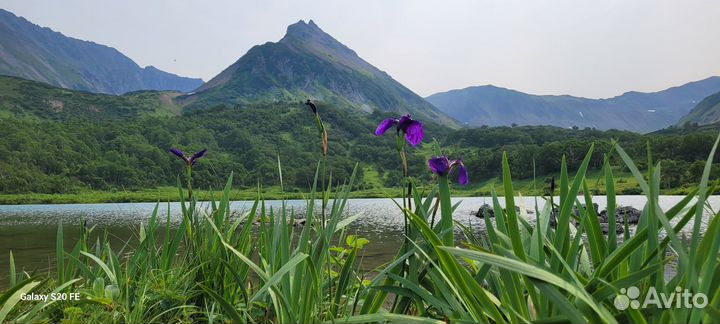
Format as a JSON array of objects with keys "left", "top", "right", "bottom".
[{"left": 1, "top": 75, "right": 719, "bottom": 195}]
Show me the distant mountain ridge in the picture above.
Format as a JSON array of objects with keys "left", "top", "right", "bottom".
[
  {"left": 0, "top": 9, "right": 203, "bottom": 94},
  {"left": 678, "top": 91, "right": 720, "bottom": 126},
  {"left": 180, "top": 20, "right": 459, "bottom": 127},
  {"left": 426, "top": 77, "right": 720, "bottom": 133}
]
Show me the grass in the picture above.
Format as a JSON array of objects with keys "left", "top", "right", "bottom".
[
  {"left": 1, "top": 136, "right": 719, "bottom": 323},
  {"left": 0, "top": 186, "right": 407, "bottom": 205},
  {"left": 0, "top": 168, "right": 686, "bottom": 205}
]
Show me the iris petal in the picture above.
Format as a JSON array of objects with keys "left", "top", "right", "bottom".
[
  {"left": 397, "top": 115, "right": 413, "bottom": 131},
  {"left": 170, "top": 148, "right": 185, "bottom": 158},
  {"left": 189, "top": 148, "right": 208, "bottom": 165},
  {"left": 457, "top": 164, "right": 469, "bottom": 185},
  {"left": 404, "top": 120, "right": 424, "bottom": 147},
  {"left": 375, "top": 118, "right": 398, "bottom": 136},
  {"left": 191, "top": 148, "right": 207, "bottom": 160},
  {"left": 428, "top": 156, "right": 450, "bottom": 176}
]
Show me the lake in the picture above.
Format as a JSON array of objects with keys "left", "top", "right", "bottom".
[{"left": 1, "top": 195, "right": 718, "bottom": 286}]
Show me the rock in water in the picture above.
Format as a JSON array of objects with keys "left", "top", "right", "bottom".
[
  {"left": 616, "top": 206, "right": 642, "bottom": 224},
  {"left": 600, "top": 222, "right": 625, "bottom": 234},
  {"left": 474, "top": 204, "right": 533, "bottom": 218},
  {"left": 474, "top": 204, "right": 495, "bottom": 218}
]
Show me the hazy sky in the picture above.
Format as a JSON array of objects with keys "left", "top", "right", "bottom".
[{"left": 2, "top": 0, "right": 720, "bottom": 98}]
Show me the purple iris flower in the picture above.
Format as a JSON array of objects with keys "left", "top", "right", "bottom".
[
  {"left": 374, "top": 114, "right": 424, "bottom": 147},
  {"left": 428, "top": 156, "right": 468, "bottom": 185},
  {"left": 170, "top": 148, "right": 207, "bottom": 166}
]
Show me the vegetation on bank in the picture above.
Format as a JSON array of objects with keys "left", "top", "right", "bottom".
[{"left": 0, "top": 168, "right": 693, "bottom": 205}]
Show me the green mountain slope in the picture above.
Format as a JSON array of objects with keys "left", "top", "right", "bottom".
[
  {"left": 1, "top": 75, "right": 718, "bottom": 197},
  {"left": 0, "top": 75, "right": 451, "bottom": 193},
  {"left": 0, "top": 76, "right": 182, "bottom": 119},
  {"left": 179, "top": 20, "right": 459, "bottom": 127},
  {"left": 426, "top": 77, "right": 720, "bottom": 133},
  {"left": 678, "top": 91, "right": 720, "bottom": 126},
  {"left": 0, "top": 9, "right": 203, "bottom": 94}
]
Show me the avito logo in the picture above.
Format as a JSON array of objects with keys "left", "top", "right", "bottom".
[{"left": 614, "top": 286, "right": 707, "bottom": 310}]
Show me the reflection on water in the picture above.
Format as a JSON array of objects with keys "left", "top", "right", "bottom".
[{"left": 1, "top": 196, "right": 718, "bottom": 286}]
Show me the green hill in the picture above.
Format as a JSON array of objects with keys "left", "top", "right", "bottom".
[
  {"left": 0, "top": 76, "right": 182, "bottom": 119},
  {"left": 0, "top": 75, "right": 453, "bottom": 194},
  {"left": 677, "top": 91, "right": 720, "bottom": 126}
]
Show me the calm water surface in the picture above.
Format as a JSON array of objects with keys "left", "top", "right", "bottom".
[{"left": 1, "top": 196, "right": 718, "bottom": 286}]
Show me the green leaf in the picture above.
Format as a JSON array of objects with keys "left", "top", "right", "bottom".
[
  {"left": 328, "top": 313, "right": 446, "bottom": 324},
  {"left": 56, "top": 221, "right": 64, "bottom": 285},
  {"left": 440, "top": 246, "right": 617, "bottom": 323},
  {"left": 199, "top": 284, "right": 245, "bottom": 323},
  {"left": 9, "top": 251, "right": 15, "bottom": 288},
  {"left": 0, "top": 279, "right": 42, "bottom": 323},
  {"left": 80, "top": 251, "right": 117, "bottom": 287},
  {"left": 345, "top": 235, "right": 369, "bottom": 249}
]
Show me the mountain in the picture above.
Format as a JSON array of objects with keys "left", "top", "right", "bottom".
[
  {"left": 179, "top": 20, "right": 459, "bottom": 127},
  {"left": 0, "top": 9, "right": 203, "bottom": 94},
  {"left": 677, "top": 91, "right": 720, "bottom": 126},
  {"left": 426, "top": 77, "right": 720, "bottom": 133}
]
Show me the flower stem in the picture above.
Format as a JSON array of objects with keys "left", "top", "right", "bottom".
[
  {"left": 437, "top": 175, "right": 454, "bottom": 245},
  {"left": 186, "top": 166, "right": 193, "bottom": 202},
  {"left": 321, "top": 155, "right": 327, "bottom": 228},
  {"left": 391, "top": 134, "right": 413, "bottom": 312}
]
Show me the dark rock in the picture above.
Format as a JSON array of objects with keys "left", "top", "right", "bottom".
[
  {"left": 616, "top": 206, "right": 642, "bottom": 224},
  {"left": 549, "top": 203, "right": 629, "bottom": 235},
  {"left": 598, "top": 206, "right": 642, "bottom": 224},
  {"left": 599, "top": 209, "right": 610, "bottom": 223},
  {"left": 474, "top": 204, "right": 533, "bottom": 218},
  {"left": 600, "top": 222, "right": 625, "bottom": 234},
  {"left": 573, "top": 203, "right": 599, "bottom": 216},
  {"left": 479, "top": 202, "right": 628, "bottom": 235},
  {"left": 474, "top": 204, "right": 495, "bottom": 218}
]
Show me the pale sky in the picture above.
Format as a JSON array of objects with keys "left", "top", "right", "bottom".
[{"left": 2, "top": 0, "right": 720, "bottom": 98}]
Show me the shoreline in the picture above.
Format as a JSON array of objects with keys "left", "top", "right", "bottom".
[{"left": 0, "top": 186, "right": 696, "bottom": 205}]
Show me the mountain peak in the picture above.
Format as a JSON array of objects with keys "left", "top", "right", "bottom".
[
  {"left": 284, "top": 19, "right": 325, "bottom": 40},
  {"left": 183, "top": 19, "right": 460, "bottom": 127},
  {"left": 278, "top": 19, "right": 362, "bottom": 66}
]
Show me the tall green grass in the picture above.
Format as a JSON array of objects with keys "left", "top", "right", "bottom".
[
  {"left": 364, "top": 137, "right": 719, "bottom": 323},
  {"left": 1, "top": 137, "right": 719, "bottom": 323}
]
